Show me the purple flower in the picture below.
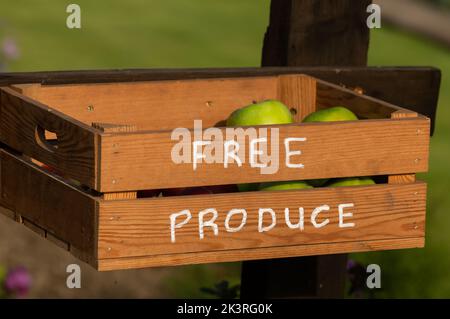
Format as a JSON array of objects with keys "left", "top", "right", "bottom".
[
  {"left": 3, "top": 267, "right": 32, "bottom": 297},
  {"left": 2, "top": 37, "right": 20, "bottom": 60},
  {"left": 346, "top": 260, "right": 368, "bottom": 298},
  {"left": 346, "top": 259, "right": 357, "bottom": 270}
]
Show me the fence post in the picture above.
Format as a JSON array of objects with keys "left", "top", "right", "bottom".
[{"left": 240, "top": 0, "right": 371, "bottom": 298}]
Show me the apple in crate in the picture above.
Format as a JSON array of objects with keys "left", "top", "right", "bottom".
[
  {"left": 236, "top": 183, "right": 260, "bottom": 192},
  {"left": 302, "top": 106, "right": 359, "bottom": 186},
  {"left": 326, "top": 177, "right": 375, "bottom": 187},
  {"left": 226, "top": 99, "right": 294, "bottom": 127},
  {"left": 305, "top": 178, "right": 329, "bottom": 187},
  {"left": 302, "top": 106, "right": 358, "bottom": 123},
  {"left": 258, "top": 180, "right": 313, "bottom": 191},
  {"left": 227, "top": 99, "right": 294, "bottom": 192}
]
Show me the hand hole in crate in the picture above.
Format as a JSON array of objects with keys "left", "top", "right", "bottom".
[{"left": 35, "top": 125, "right": 58, "bottom": 153}]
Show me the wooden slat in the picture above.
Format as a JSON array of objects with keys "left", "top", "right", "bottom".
[
  {"left": 0, "top": 148, "right": 428, "bottom": 271},
  {"left": 391, "top": 109, "right": 419, "bottom": 119},
  {"left": 0, "top": 149, "right": 98, "bottom": 265},
  {"left": 388, "top": 110, "right": 420, "bottom": 184},
  {"left": 92, "top": 123, "right": 138, "bottom": 133},
  {"left": 255, "top": 0, "right": 416, "bottom": 299},
  {"left": 14, "top": 75, "right": 408, "bottom": 131},
  {"left": 0, "top": 87, "right": 99, "bottom": 189},
  {"left": 97, "top": 237, "right": 424, "bottom": 271},
  {"left": 278, "top": 75, "right": 316, "bottom": 121},
  {"left": 389, "top": 174, "right": 416, "bottom": 184},
  {"left": 99, "top": 117, "right": 430, "bottom": 192},
  {"left": 22, "top": 218, "right": 46, "bottom": 237},
  {"left": 103, "top": 192, "right": 137, "bottom": 200},
  {"left": 316, "top": 80, "right": 414, "bottom": 119},
  {"left": 0, "top": 67, "right": 438, "bottom": 88},
  {"left": 94, "top": 123, "right": 138, "bottom": 200},
  {"left": 1, "top": 206, "right": 71, "bottom": 251},
  {"left": 15, "top": 77, "right": 279, "bottom": 131},
  {"left": 97, "top": 181, "right": 426, "bottom": 259},
  {"left": 3, "top": 67, "right": 440, "bottom": 134}
]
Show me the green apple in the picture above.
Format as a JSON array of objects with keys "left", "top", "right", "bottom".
[
  {"left": 302, "top": 106, "right": 358, "bottom": 123},
  {"left": 237, "top": 183, "right": 260, "bottom": 192},
  {"left": 227, "top": 100, "right": 293, "bottom": 192},
  {"left": 302, "top": 106, "right": 358, "bottom": 187},
  {"left": 258, "top": 180, "right": 313, "bottom": 191},
  {"left": 326, "top": 177, "right": 375, "bottom": 187},
  {"left": 306, "top": 178, "right": 329, "bottom": 187},
  {"left": 226, "top": 100, "right": 294, "bottom": 127}
]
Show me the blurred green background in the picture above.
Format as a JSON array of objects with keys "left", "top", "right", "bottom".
[{"left": 0, "top": 0, "right": 449, "bottom": 298}]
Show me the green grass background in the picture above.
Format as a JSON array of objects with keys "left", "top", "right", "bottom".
[{"left": 1, "top": 0, "right": 449, "bottom": 298}]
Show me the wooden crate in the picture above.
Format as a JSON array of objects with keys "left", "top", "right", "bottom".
[{"left": 0, "top": 74, "right": 430, "bottom": 271}]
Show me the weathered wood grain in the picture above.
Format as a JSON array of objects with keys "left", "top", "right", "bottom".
[
  {"left": 0, "top": 148, "right": 427, "bottom": 271},
  {"left": 253, "top": 0, "right": 377, "bottom": 298},
  {"left": 388, "top": 110, "right": 421, "bottom": 184},
  {"left": 2, "top": 74, "right": 432, "bottom": 193},
  {"left": 97, "top": 181, "right": 426, "bottom": 259},
  {"left": 0, "top": 67, "right": 440, "bottom": 134},
  {"left": 389, "top": 174, "right": 416, "bottom": 184},
  {"left": 16, "top": 77, "right": 279, "bottom": 131},
  {"left": 316, "top": 80, "right": 413, "bottom": 119},
  {"left": 13, "top": 74, "right": 426, "bottom": 130},
  {"left": 0, "top": 206, "right": 72, "bottom": 252},
  {"left": 103, "top": 192, "right": 137, "bottom": 201},
  {"left": 0, "top": 87, "right": 99, "bottom": 188},
  {"left": 93, "top": 123, "right": 138, "bottom": 200},
  {"left": 97, "top": 237, "right": 424, "bottom": 271},
  {"left": 262, "top": 0, "right": 371, "bottom": 66},
  {"left": 92, "top": 123, "right": 138, "bottom": 133},
  {"left": 99, "top": 117, "right": 430, "bottom": 192},
  {"left": 278, "top": 75, "right": 317, "bottom": 121},
  {"left": 0, "top": 150, "right": 97, "bottom": 265}
]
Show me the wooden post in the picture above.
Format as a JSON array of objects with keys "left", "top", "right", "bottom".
[
  {"left": 92, "top": 122, "right": 138, "bottom": 200},
  {"left": 241, "top": 0, "right": 371, "bottom": 298},
  {"left": 388, "top": 110, "right": 419, "bottom": 185}
]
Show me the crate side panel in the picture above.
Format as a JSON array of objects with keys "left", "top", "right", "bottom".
[
  {"left": 100, "top": 118, "right": 430, "bottom": 192},
  {"left": 0, "top": 88, "right": 98, "bottom": 188},
  {"left": 98, "top": 182, "right": 426, "bottom": 259},
  {"left": 316, "top": 80, "right": 409, "bottom": 119},
  {"left": 277, "top": 75, "right": 317, "bottom": 121},
  {"left": 18, "top": 77, "right": 279, "bottom": 131},
  {"left": 98, "top": 237, "right": 424, "bottom": 271},
  {"left": 0, "top": 150, "right": 98, "bottom": 264}
]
